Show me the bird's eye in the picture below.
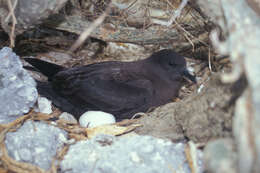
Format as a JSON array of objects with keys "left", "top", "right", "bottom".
[{"left": 169, "top": 61, "right": 176, "bottom": 66}]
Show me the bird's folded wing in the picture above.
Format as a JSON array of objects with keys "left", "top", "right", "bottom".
[{"left": 52, "top": 66, "right": 153, "bottom": 115}]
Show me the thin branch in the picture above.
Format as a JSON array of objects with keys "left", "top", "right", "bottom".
[
  {"left": 175, "top": 21, "right": 208, "bottom": 47},
  {"left": 6, "top": 0, "right": 18, "bottom": 48},
  {"left": 69, "top": 6, "right": 109, "bottom": 52},
  {"left": 151, "top": 0, "right": 189, "bottom": 26},
  {"left": 208, "top": 47, "right": 212, "bottom": 72}
]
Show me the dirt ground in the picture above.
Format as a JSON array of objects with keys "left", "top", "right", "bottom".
[{"left": 135, "top": 72, "right": 247, "bottom": 143}]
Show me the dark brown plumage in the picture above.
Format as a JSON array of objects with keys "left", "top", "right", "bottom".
[{"left": 25, "top": 49, "right": 196, "bottom": 120}]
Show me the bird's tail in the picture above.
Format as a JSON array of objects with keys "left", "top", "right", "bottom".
[
  {"left": 36, "top": 81, "right": 85, "bottom": 118},
  {"left": 24, "top": 58, "right": 65, "bottom": 79}
]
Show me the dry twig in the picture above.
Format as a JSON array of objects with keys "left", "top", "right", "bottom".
[
  {"left": 6, "top": 0, "right": 18, "bottom": 48},
  {"left": 69, "top": 5, "right": 110, "bottom": 52},
  {"left": 152, "top": 0, "right": 189, "bottom": 26}
]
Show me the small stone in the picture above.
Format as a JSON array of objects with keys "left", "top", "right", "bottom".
[
  {"left": 35, "top": 97, "right": 52, "bottom": 114},
  {"left": 59, "top": 112, "right": 78, "bottom": 124}
]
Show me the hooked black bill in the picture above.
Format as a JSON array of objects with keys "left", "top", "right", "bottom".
[{"left": 182, "top": 69, "right": 197, "bottom": 83}]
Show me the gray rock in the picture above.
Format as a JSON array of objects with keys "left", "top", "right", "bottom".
[
  {"left": 35, "top": 96, "right": 52, "bottom": 114},
  {"left": 233, "top": 89, "right": 255, "bottom": 173},
  {"left": 0, "top": 47, "right": 38, "bottom": 124},
  {"left": 0, "top": 0, "right": 68, "bottom": 35},
  {"left": 5, "top": 120, "right": 68, "bottom": 170},
  {"left": 204, "top": 138, "right": 237, "bottom": 173},
  {"left": 59, "top": 112, "right": 78, "bottom": 124},
  {"left": 197, "top": 0, "right": 260, "bottom": 172},
  {"left": 61, "top": 134, "right": 203, "bottom": 173}
]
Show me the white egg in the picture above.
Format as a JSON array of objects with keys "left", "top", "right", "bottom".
[{"left": 79, "top": 111, "right": 116, "bottom": 128}]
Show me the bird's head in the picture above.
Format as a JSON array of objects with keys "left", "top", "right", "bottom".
[{"left": 147, "top": 49, "right": 196, "bottom": 83}]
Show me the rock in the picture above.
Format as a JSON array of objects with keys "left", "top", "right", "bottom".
[
  {"left": 79, "top": 111, "right": 116, "bottom": 128},
  {"left": 5, "top": 120, "right": 68, "bottom": 170},
  {"left": 0, "top": 0, "right": 68, "bottom": 35},
  {"left": 59, "top": 112, "right": 78, "bottom": 124},
  {"left": 233, "top": 89, "right": 255, "bottom": 173},
  {"left": 197, "top": 0, "right": 260, "bottom": 172},
  {"left": 203, "top": 138, "right": 237, "bottom": 173},
  {"left": 0, "top": 47, "right": 38, "bottom": 124},
  {"left": 35, "top": 97, "right": 52, "bottom": 114},
  {"left": 60, "top": 134, "right": 203, "bottom": 173}
]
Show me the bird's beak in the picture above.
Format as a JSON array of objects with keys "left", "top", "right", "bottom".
[{"left": 182, "top": 69, "right": 197, "bottom": 83}]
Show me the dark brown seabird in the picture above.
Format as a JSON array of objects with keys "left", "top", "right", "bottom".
[{"left": 25, "top": 49, "right": 196, "bottom": 120}]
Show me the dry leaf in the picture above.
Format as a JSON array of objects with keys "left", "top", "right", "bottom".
[{"left": 86, "top": 124, "right": 141, "bottom": 138}]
